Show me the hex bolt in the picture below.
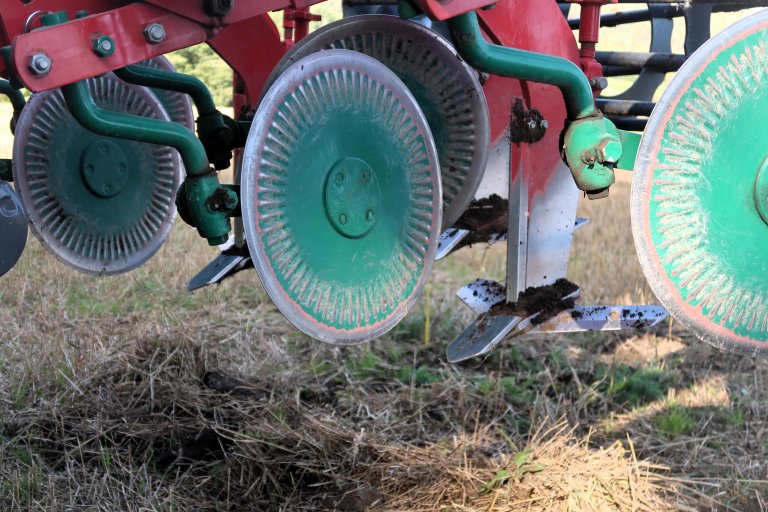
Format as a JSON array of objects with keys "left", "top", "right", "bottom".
[
  {"left": 366, "top": 210, "right": 374, "bottom": 221},
  {"left": 362, "top": 170, "right": 371, "bottom": 182},
  {"left": 92, "top": 35, "right": 115, "bottom": 57},
  {"left": 143, "top": 23, "right": 166, "bottom": 44},
  {"left": 589, "top": 76, "right": 609, "bottom": 90},
  {"left": 339, "top": 214, "right": 347, "bottom": 225},
  {"left": 28, "top": 53, "right": 52, "bottom": 76}
]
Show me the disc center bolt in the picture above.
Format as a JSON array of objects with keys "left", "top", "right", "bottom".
[
  {"left": 81, "top": 140, "right": 130, "bottom": 198},
  {"left": 324, "top": 158, "right": 380, "bottom": 239}
]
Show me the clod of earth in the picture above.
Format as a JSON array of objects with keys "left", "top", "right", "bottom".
[
  {"left": 490, "top": 278, "right": 579, "bottom": 325},
  {"left": 454, "top": 194, "right": 509, "bottom": 249}
]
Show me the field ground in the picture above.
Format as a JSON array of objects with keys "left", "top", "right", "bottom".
[{"left": 2, "top": 6, "right": 768, "bottom": 512}]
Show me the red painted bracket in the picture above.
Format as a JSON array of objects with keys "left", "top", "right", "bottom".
[
  {"left": 10, "top": 3, "right": 213, "bottom": 92},
  {"left": 142, "top": 0, "right": 321, "bottom": 26},
  {"left": 208, "top": 14, "right": 285, "bottom": 106},
  {"left": 414, "top": 0, "right": 497, "bottom": 21}
]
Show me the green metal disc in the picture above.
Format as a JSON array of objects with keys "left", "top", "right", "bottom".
[
  {"left": 262, "top": 15, "right": 489, "bottom": 229},
  {"left": 243, "top": 50, "right": 442, "bottom": 344},
  {"left": 12, "top": 74, "right": 182, "bottom": 275},
  {"left": 632, "top": 11, "right": 768, "bottom": 356}
]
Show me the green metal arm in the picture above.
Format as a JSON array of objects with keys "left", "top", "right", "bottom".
[
  {"left": 114, "top": 64, "right": 217, "bottom": 116},
  {"left": 114, "top": 64, "right": 243, "bottom": 170},
  {"left": 0, "top": 80, "right": 25, "bottom": 117},
  {"left": 449, "top": 11, "right": 597, "bottom": 120},
  {"left": 62, "top": 80, "right": 209, "bottom": 175},
  {"left": 62, "top": 80, "right": 233, "bottom": 245}
]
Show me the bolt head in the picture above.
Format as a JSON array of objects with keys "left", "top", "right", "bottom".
[
  {"left": 143, "top": 23, "right": 166, "bottom": 44},
  {"left": 28, "top": 53, "right": 51, "bottom": 76},
  {"left": 92, "top": 35, "right": 115, "bottom": 57},
  {"left": 589, "top": 76, "right": 609, "bottom": 90},
  {"left": 598, "top": 138, "right": 622, "bottom": 164}
]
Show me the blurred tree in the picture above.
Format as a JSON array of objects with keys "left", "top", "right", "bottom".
[{"left": 167, "top": 45, "right": 233, "bottom": 108}]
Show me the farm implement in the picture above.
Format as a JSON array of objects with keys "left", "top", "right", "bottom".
[{"left": 0, "top": 0, "right": 766, "bottom": 359}]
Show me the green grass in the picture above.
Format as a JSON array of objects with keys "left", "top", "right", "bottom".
[
  {"left": 654, "top": 405, "right": 696, "bottom": 438},
  {"left": 600, "top": 365, "right": 671, "bottom": 408}
]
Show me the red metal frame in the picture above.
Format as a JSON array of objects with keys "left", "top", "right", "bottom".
[
  {"left": 479, "top": 1, "right": 580, "bottom": 199},
  {"left": 3, "top": 1, "right": 310, "bottom": 92},
  {"left": 414, "top": 0, "right": 497, "bottom": 21},
  {"left": 566, "top": 0, "right": 617, "bottom": 87}
]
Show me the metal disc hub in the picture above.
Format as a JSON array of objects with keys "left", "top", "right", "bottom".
[
  {"left": 81, "top": 140, "right": 129, "bottom": 198},
  {"left": 243, "top": 50, "right": 442, "bottom": 344},
  {"left": 632, "top": 11, "right": 768, "bottom": 356},
  {"left": 325, "top": 158, "right": 380, "bottom": 238}
]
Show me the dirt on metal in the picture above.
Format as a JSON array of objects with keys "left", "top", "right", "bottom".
[
  {"left": 453, "top": 194, "right": 508, "bottom": 248},
  {"left": 489, "top": 278, "right": 579, "bottom": 325}
]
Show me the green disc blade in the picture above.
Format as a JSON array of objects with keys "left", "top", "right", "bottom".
[
  {"left": 632, "top": 11, "right": 768, "bottom": 356},
  {"left": 262, "top": 15, "right": 489, "bottom": 229},
  {"left": 12, "top": 74, "right": 183, "bottom": 275},
  {"left": 243, "top": 50, "right": 442, "bottom": 344}
]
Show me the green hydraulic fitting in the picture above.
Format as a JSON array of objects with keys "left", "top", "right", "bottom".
[
  {"left": 449, "top": 11, "right": 596, "bottom": 120},
  {"left": 92, "top": 35, "right": 116, "bottom": 57},
  {"left": 562, "top": 115, "right": 622, "bottom": 198},
  {"left": 61, "top": 79, "right": 232, "bottom": 245}
]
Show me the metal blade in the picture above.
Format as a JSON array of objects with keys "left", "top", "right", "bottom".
[
  {"left": 446, "top": 314, "right": 525, "bottom": 363},
  {"left": 435, "top": 228, "right": 469, "bottom": 260},
  {"left": 574, "top": 217, "right": 590, "bottom": 230},
  {"left": 525, "top": 305, "right": 668, "bottom": 334},
  {"left": 456, "top": 278, "right": 506, "bottom": 315},
  {"left": 447, "top": 289, "right": 580, "bottom": 363},
  {"left": 0, "top": 181, "right": 27, "bottom": 277},
  {"left": 188, "top": 252, "right": 252, "bottom": 291}
]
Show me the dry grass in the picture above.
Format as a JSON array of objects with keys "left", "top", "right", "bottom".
[
  {"left": 2, "top": 7, "right": 768, "bottom": 512},
  {"left": 2, "top": 177, "right": 767, "bottom": 510}
]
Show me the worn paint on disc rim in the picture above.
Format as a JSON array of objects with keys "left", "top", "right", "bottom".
[
  {"left": 631, "top": 10, "right": 768, "bottom": 356},
  {"left": 13, "top": 74, "right": 182, "bottom": 275},
  {"left": 262, "top": 14, "right": 488, "bottom": 228},
  {"left": 243, "top": 50, "right": 442, "bottom": 344}
]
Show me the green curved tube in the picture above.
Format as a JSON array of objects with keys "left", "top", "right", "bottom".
[
  {"left": 114, "top": 64, "right": 217, "bottom": 116},
  {"left": 0, "top": 80, "right": 25, "bottom": 116},
  {"left": 61, "top": 80, "right": 209, "bottom": 175},
  {"left": 449, "top": 11, "right": 597, "bottom": 120}
]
